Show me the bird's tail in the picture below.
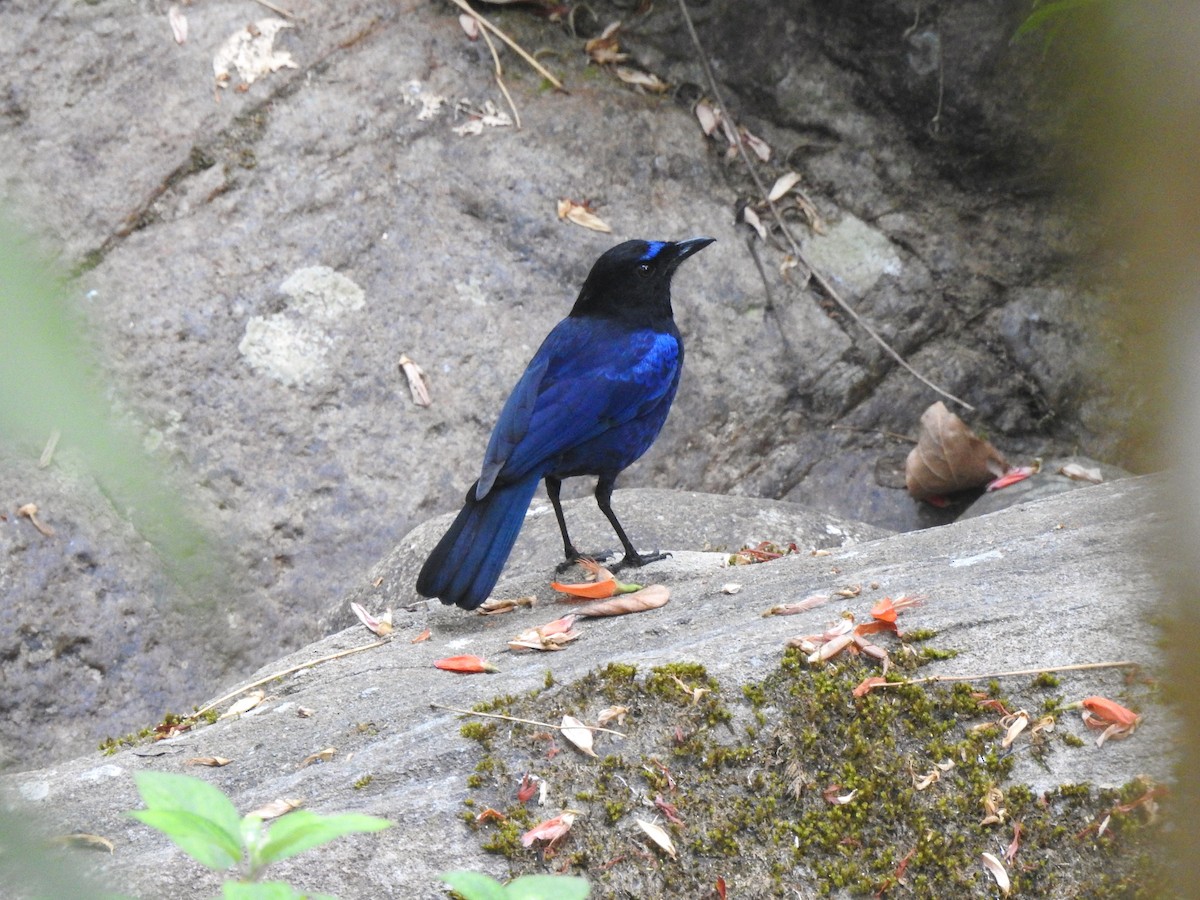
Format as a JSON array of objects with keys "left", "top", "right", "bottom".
[{"left": 416, "top": 475, "right": 541, "bottom": 610}]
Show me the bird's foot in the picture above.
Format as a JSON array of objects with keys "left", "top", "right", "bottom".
[{"left": 613, "top": 549, "right": 671, "bottom": 571}]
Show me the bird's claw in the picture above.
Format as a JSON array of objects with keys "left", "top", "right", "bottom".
[{"left": 613, "top": 550, "right": 671, "bottom": 571}]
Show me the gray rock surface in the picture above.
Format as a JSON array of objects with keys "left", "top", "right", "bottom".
[
  {"left": 0, "top": 0, "right": 1132, "bottom": 770},
  {"left": 0, "top": 476, "right": 1170, "bottom": 898}
]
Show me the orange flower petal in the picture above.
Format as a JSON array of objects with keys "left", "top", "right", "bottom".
[
  {"left": 433, "top": 655, "right": 497, "bottom": 674},
  {"left": 1081, "top": 696, "right": 1140, "bottom": 728}
]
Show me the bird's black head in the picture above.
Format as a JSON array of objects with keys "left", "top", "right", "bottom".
[{"left": 569, "top": 237, "right": 715, "bottom": 323}]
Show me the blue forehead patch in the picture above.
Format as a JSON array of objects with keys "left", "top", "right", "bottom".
[{"left": 641, "top": 241, "right": 668, "bottom": 261}]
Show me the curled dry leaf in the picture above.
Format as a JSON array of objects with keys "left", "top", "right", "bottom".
[
  {"left": 572, "top": 584, "right": 669, "bottom": 617},
  {"left": 185, "top": 756, "right": 232, "bottom": 767},
  {"left": 521, "top": 811, "right": 577, "bottom": 848},
  {"left": 296, "top": 707, "right": 314, "bottom": 718},
  {"left": 248, "top": 798, "right": 303, "bottom": 821},
  {"left": 560, "top": 715, "right": 597, "bottom": 757},
  {"left": 636, "top": 818, "right": 677, "bottom": 859},
  {"left": 410, "top": 627, "right": 432, "bottom": 643},
  {"left": 1001, "top": 712, "right": 1030, "bottom": 749},
  {"left": 981, "top": 852, "right": 1011, "bottom": 895},
  {"left": 763, "top": 593, "right": 830, "bottom": 616},
  {"left": 398, "top": 354, "right": 432, "bottom": 407},
  {"left": 741, "top": 205, "right": 767, "bottom": 241},
  {"left": 905, "top": 401, "right": 1010, "bottom": 500},
  {"left": 17, "top": 504, "right": 54, "bottom": 537},
  {"left": 597, "top": 705, "right": 629, "bottom": 727},
  {"left": 476, "top": 807, "right": 507, "bottom": 824},
  {"left": 54, "top": 833, "right": 114, "bottom": 853},
  {"left": 981, "top": 786, "right": 1006, "bottom": 826},
  {"left": 350, "top": 601, "right": 393, "bottom": 636},
  {"left": 557, "top": 198, "right": 612, "bottom": 233},
  {"left": 638, "top": 820, "right": 676, "bottom": 864},
  {"left": 478, "top": 595, "right": 536, "bottom": 615},
  {"left": 585, "top": 21, "right": 628, "bottom": 64},
  {"left": 298, "top": 747, "right": 337, "bottom": 768},
  {"left": 615, "top": 66, "right": 670, "bottom": 92},
  {"left": 1059, "top": 462, "right": 1103, "bottom": 484},
  {"left": 767, "top": 171, "right": 804, "bottom": 203},
  {"left": 739, "top": 127, "right": 771, "bottom": 161},
  {"left": 508, "top": 614, "right": 582, "bottom": 651},
  {"left": 433, "top": 654, "right": 498, "bottom": 674},
  {"left": 853, "top": 676, "right": 889, "bottom": 697},
  {"left": 695, "top": 99, "right": 721, "bottom": 136},
  {"left": 822, "top": 784, "right": 857, "bottom": 806},
  {"left": 167, "top": 5, "right": 188, "bottom": 44},
  {"left": 220, "top": 689, "right": 266, "bottom": 720}
]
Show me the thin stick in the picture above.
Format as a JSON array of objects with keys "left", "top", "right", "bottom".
[
  {"left": 446, "top": 0, "right": 566, "bottom": 92},
  {"left": 431, "top": 703, "right": 627, "bottom": 737},
  {"left": 475, "top": 12, "right": 521, "bottom": 129},
  {"left": 252, "top": 0, "right": 295, "bottom": 19},
  {"left": 876, "top": 660, "right": 1141, "bottom": 689},
  {"left": 675, "top": 0, "right": 974, "bottom": 413},
  {"left": 194, "top": 639, "right": 390, "bottom": 717}
]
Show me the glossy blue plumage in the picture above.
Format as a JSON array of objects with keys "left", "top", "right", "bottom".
[{"left": 417, "top": 238, "right": 713, "bottom": 609}]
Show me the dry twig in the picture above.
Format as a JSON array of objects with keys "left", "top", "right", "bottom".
[{"left": 675, "top": 0, "right": 974, "bottom": 413}]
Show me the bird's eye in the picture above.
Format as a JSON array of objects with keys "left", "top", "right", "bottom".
[{"left": 637, "top": 263, "right": 652, "bottom": 277}]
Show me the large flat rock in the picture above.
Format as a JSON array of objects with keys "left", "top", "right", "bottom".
[{"left": 1, "top": 475, "right": 1170, "bottom": 898}]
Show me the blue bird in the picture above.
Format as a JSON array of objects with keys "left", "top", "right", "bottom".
[{"left": 416, "top": 237, "right": 715, "bottom": 610}]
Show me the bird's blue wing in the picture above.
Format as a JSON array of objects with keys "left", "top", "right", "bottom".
[{"left": 475, "top": 318, "right": 680, "bottom": 498}]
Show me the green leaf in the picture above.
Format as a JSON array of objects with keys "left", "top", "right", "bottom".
[
  {"left": 253, "top": 810, "right": 392, "bottom": 868},
  {"left": 221, "top": 881, "right": 313, "bottom": 900},
  {"left": 439, "top": 871, "right": 508, "bottom": 900},
  {"left": 505, "top": 874, "right": 591, "bottom": 900},
  {"left": 127, "top": 809, "right": 242, "bottom": 870},
  {"left": 133, "top": 772, "right": 243, "bottom": 839},
  {"left": 128, "top": 772, "right": 243, "bottom": 870}
]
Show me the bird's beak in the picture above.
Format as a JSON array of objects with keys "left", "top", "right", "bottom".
[{"left": 665, "top": 237, "right": 716, "bottom": 267}]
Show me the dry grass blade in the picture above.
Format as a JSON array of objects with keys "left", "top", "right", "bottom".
[
  {"left": 430, "top": 703, "right": 627, "bottom": 737},
  {"left": 446, "top": 0, "right": 565, "bottom": 93}
]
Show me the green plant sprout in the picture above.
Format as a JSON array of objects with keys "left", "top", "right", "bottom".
[
  {"left": 440, "top": 871, "right": 589, "bottom": 900},
  {"left": 128, "top": 771, "right": 391, "bottom": 900}
]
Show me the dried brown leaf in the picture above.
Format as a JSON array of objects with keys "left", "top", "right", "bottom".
[
  {"left": 615, "top": 66, "right": 669, "bottom": 92},
  {"left": 168, "top": 5, "right": 188, "bottom": 44},
  {"left": 350, "top": 601, "right": 393, "bottom": 636},
  {"left": 636, "top": 818, "right": 677, "bottom": 858},
  {"left": 398, "top": 354, "right": 432, "bottom": 407},
  {"left": 54, "top": 833, "right": 115, "bottom": 853},
  {"left": 572, "top": 584, "right": 669, "bottom": 617},
  {"left": 560, "top": 715, "right": 597, "bottom": 757},
  {"left": 248, "top": 797, "right": 303, "bottom": 820},
  {"left": 981, "top": 852, "right": 1011, "bottom": 895},
  {"left": 185, "top": 756, "right": 232, "bottom": 767},
  {"left": 220, "top": 689, "right": 266, "bottom": 720},
  {"left": 695, "top": 99, "right": 721, "bottom": 136},
  {"left": 905, "top": 402, "right": 1009, "bottom": 500},
  {"left": 298, "top": 747, "right": 337, "bottom": 768},
  {"left": 767, "top": 171, "right": 804, "bottom": 202},
  {"left": 557, "top": 198, "right": 612, "bottom": 233}
]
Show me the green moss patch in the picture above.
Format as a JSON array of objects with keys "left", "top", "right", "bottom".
[{"left": 457, "top": 656, "right": 1166, "bottom": 897}]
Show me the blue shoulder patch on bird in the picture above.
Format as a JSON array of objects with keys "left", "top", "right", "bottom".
[
  {"left": 641, "top": 241, "right": 668, "bottom": 261},
  {"left": 627, "top": 332, "right": 679, "bottom": 382}
]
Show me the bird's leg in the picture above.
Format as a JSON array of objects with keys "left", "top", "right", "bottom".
[
  {"left": 548, "top": 475, "right": 619, "bottom": 571},
  {"left": 594, "top": 476, "right": 670, "bottom": 570},
  {"left": 546, "top": 476, "right": 582, "bottom": 567}
]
